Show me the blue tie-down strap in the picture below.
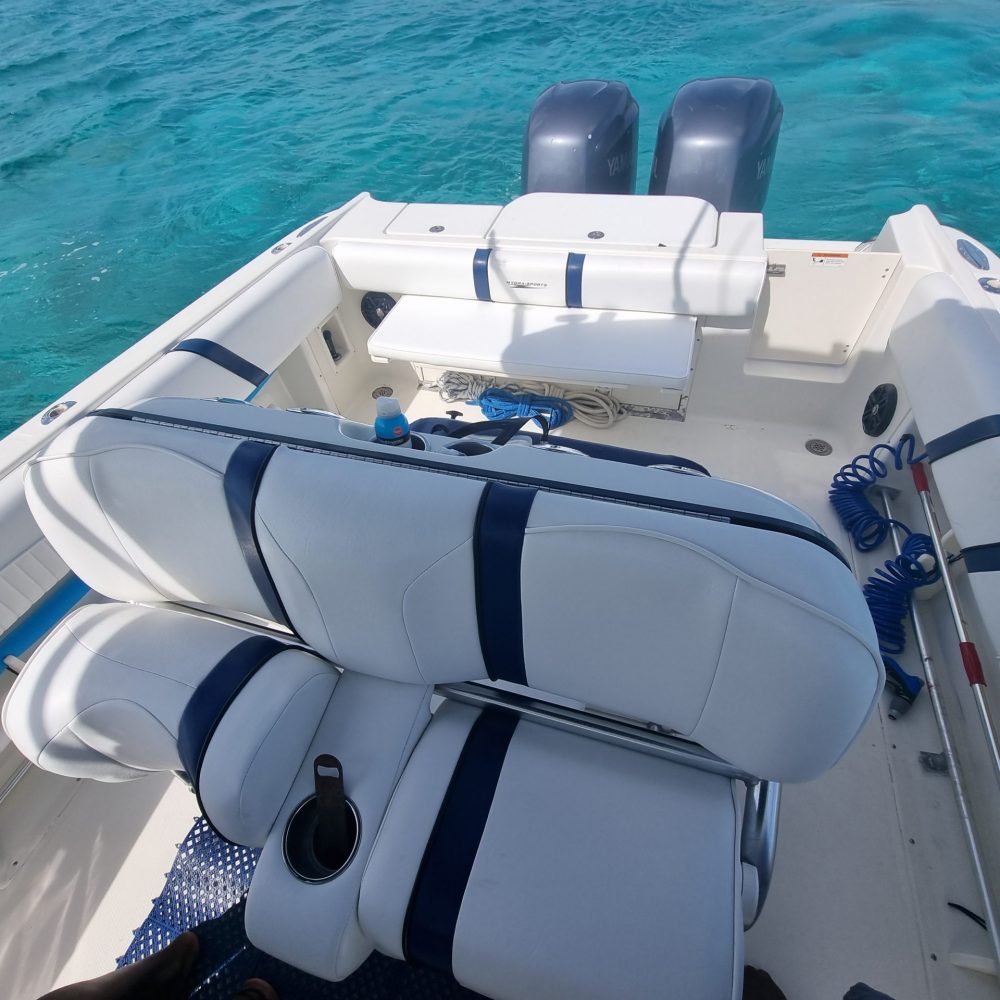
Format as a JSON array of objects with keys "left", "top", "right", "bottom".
[{"left": 409, "top": 417, "right": 711, "bottom": 476}]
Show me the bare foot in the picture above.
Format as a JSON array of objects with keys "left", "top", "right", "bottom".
[{"left": 37, "top": 931, "right": 199, "bottom": 1000}]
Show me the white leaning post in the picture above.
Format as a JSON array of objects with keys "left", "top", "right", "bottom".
[{"left": 881, "top": 490, "right": 1000, "bottom": 976}]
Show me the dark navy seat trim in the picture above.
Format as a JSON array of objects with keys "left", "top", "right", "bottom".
[
  {"left": 565, "top": 252, "right": 585, "bottom": 308},
  {"left": 473, "top": 248, "right": 492, "bottom": 302},
  {"left": 172, "top": 339, "right": 269, "bottom": 387},
  {"left": 473, "top": 482, "right": 536, "bottom": 685},
  {"left": 410, "top": 417, "right": 711, "bottom": 476},
  {"left": 925, "top": 414, "right": 1000, "bottom": 463},
  {"left": 224, "top": 441, "right": 294, "bottom": 630},
  {"left": 963, "top": 543, "right": 1000, "bottom": 574},
  {"left": 403, "top": 709, "right": 519, "bottom": 973},
  {"left": 177, "top": 635, "right": 289, "bottom": 787},
  {"left": 92, "top": 408, "right": 847, "bottom": 565}
]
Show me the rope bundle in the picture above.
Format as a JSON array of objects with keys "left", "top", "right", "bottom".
[{"left": 436, "top": 372, "right": 626, "bottom": 429}]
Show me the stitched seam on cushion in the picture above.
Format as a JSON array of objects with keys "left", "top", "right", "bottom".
[
  {"left": 62, "top": 618, "right": 199, "bottom": 687},
  {"left": 86, "top": 457, "right": 162, "bottom": 595},
  {"left": 335, "top": 686, "right": 433, "bottom": 973},
  {"left": 256, "top": 516, "right": 340, "bottom": 663},
  {"left": 400, "top": 538, "right": 475, "bottom": 685},
  {"left": 35, "top": 444, "right": 227, "bottom": 477},
  {"left": 525, "top": 523, "right": 877, "bottom": 653},
  {"left": 690, "top": 579, "right": 739, "bottom": 735},
  {"left": 233, "top": 668, "right": 337, "bottom": 826},
  {"left": 354, "top": 689, "right": 448, "bottom": 966},
  {"left": 388, "top": 686, "right": 435, "bottom": 787},
  {"left": 40, "top": 701, "right": 179, "bottom": 769}
]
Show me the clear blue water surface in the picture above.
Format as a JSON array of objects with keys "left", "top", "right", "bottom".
[{"left": 2, "top": 0, "right": 998, "bottom": 436}]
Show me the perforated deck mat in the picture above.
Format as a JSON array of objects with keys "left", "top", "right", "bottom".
[{"left": 118, "top": 816, "right": 484, "bottom": 999}]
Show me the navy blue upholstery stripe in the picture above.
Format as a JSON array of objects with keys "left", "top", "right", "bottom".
[
  {"left": 473, "top": 482, "right": 536, "bottom": 685},
  {"left": 404, "top": 709, "right": 519, "bottom": 973},
  {"left": 224, "top": 441, "right": 293, "bottom": 629},
  {"left": 565, "top": 252, "right": 585, "bottom": 308},
  {"left": 410, "top": 418, "right": 712, "bottom": 475},
  {"left": 472, "top": 248, "right": 492, "bottom": 302},
  {"left": 177, "top": 635, "right": 289, "bottom": 786},
  {"left": 172, "top": 339, "right": 269, "bottom": 387},
  {"left": 925, "top": 414, "right": 1000, "bottom": 463},
  {"left": 963, "top": 543, "right": 1000, "bottom": 574},
  {"left": 92, "top": 408, "right": 847, "bottom": 565}
]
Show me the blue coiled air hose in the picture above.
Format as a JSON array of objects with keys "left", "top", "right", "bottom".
[{"left": 829, "top": 435, "right": 939, "bottom": 718}]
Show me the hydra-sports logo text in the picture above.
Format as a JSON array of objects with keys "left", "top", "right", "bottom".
[{"left": 505, "top": 280, "right": 548, "bottom": 289}]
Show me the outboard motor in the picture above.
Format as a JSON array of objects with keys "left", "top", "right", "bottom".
[
  {"left": 522, "top": 80, "right": 638, "bottom": 195},
  {"left": 648, "top": 77, "right": 782, "bottom": 212}
]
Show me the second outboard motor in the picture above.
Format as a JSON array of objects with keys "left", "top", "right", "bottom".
[
  {"left": 522, "top": 80, "right": 638, "bottom": 195},
  {"left": 648, "top": 77, "right": 782, "bottom": 212}
]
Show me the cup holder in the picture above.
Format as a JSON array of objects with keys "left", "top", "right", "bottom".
[{"left": 283, "top": 794, "right": 361, "bottom": 884}]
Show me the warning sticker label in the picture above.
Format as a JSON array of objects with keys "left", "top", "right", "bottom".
[{"left": 811, "top": 252, "right": 849, "bottom": 267}]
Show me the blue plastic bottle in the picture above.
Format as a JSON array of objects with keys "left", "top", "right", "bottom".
[{"left": 373, "top": 396, "right": 411, "bottom": 446}]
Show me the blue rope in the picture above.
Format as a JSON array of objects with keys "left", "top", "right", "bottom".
[
  {"left": 828, "top": 435, "right": 939, "bottom": 717},
  {"left": 467, "top": 387, "right": 574, "bottom": 429}
]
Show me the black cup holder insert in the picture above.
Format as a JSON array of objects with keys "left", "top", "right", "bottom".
[{"left": 283, "top": 793, "right": 360, "bottom": 883}]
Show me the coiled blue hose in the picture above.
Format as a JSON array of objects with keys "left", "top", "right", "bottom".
[
  {"left": 863, "top": 529, "right": 939, "bottom": 681},
  {"left": 828, "top": 435, "right": 925, "bottom": 550},
  {"left": 828, "top": 435, "right": 939, "bottom": 717},
  {"left": 471, "top": 387, "right": 574, "bottom": 429}
]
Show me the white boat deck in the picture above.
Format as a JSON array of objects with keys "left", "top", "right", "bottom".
[{"left": 1, "top": 395, "right": 997, "bottom": 1000}]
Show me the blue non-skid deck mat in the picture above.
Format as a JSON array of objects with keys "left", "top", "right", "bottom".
[{"left": 119, "top": 816, "right": 483, "bottom": 999}]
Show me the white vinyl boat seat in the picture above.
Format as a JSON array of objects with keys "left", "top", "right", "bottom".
[
  {"left": 6, "top": 395, "right": 884, "bottom": 992},
  {"left": 359, "top": 700, "right": 747, "bottom": 1000},
  {"left": 2, "top": 602, "right": 342, "bottom": 846},
  {"left": 3, "top": 598, "right": 435, "bottom": 980},
  {"left": 22, "top": 396, "right": 881, "bottom": 782}
]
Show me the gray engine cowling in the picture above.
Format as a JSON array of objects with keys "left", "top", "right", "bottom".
[
  {"left": 522, "top": 80, "right": 639, "bottom": 195},
  {"left": 648, "top": 77, "right": 782, "bottom": 212}
]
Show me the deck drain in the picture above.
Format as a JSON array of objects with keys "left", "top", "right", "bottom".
[
  {"left": 371, "top": 386, "right": 394, "bottom": 399},
  {"left": 805, "top": 438, "right": 833, "bottom": 456}
]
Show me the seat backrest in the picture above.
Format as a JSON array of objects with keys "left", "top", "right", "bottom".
[{"left": 25, "top": 398, "right": 882, "bottom": 782}]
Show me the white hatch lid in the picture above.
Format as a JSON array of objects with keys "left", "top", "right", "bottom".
[
  {"left": 367, "top": 295, "right": 696, "bottom": 390},
  {"left": 488, "top": 193, "right": 720, "bottom": 249}
]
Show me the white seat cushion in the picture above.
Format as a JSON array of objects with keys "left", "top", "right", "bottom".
[
  {"left": 23, "top": 397, "right": 882, "bottom": 782},
  {"left": 359, "top": 700, "right": 744, "bottom": 1000},
  {"left": 2, "top": 603, "right": 338, "bottom": 846}
]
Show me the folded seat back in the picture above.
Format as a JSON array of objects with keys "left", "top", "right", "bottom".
[{"left": 24, "top": 397, "right": 882, "bottom": 781}]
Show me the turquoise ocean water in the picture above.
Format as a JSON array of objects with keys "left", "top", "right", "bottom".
[{"left": 1, "top": 0, "right": 998, "bottom": 436}]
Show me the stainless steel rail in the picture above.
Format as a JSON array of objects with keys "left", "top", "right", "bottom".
[
  {"left": 881, "top": 490, "right": 1000, "bottom": 973},
  {"left": 910, "top": 464, "right": 1000, "bottom": 786},
  {"left": 439, "top": 681, "right": 757, "bottom": 782}
]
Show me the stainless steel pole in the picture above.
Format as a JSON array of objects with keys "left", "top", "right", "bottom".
[
  {"left": 881, "top": 489, "right": 1000, "bottom": 975},
  {"left": 910, "top": 463, "right": 1000, "bottom": 785}
]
